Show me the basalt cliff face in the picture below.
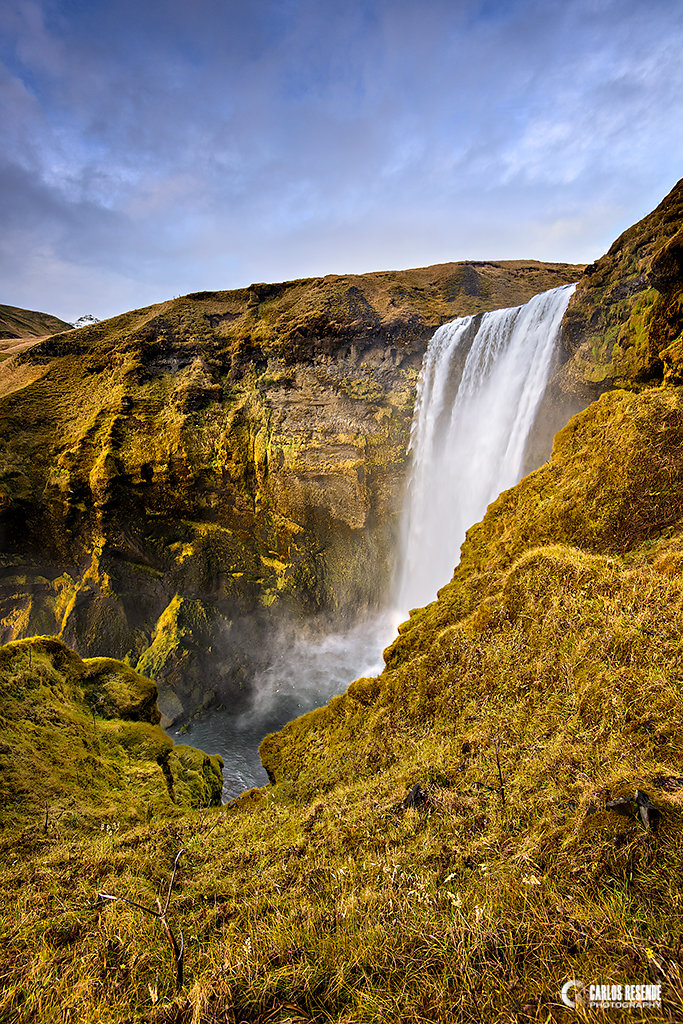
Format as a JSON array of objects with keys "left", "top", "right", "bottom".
[{"left": 0, "top": 260, "right": 580, "bottom": 720}]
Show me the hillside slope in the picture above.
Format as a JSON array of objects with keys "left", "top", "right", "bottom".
[
  {"left": 0, "top": 304, "right": 73, "bottom": 364},
  {"left": 0, "top": 303, "right": 72, "bottom": 341}
]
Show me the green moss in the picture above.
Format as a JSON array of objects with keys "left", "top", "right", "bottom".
[
  {"left": 337, "top": 375, "right": 384, "bottom": 403},
  {"left": 563, "top": 178, "right": 683, "bottom": 389},
  {"left": 81, "top": 658, "right": 159, "bottom": 723},
  {"left": 135, "top": 595, "right": 218, "bottom": 719},
  {"left": 166, "top": 744, "right": 224, "bottom": 807},
  {"left": 0, "top": 636, "right": 222, "bottom": 826}
]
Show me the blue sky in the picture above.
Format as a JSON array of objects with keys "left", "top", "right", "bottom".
[{"left": 1, "top": 0, "right": 682, "bottom": 322}]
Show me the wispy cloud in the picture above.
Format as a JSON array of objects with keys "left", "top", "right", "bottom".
[{"left": 1, "top": 0, "right": 682, "bottom": 320}]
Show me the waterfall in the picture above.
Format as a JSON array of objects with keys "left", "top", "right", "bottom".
[{"left": 396, "top": 283, "right": 576, "bottom": 614}]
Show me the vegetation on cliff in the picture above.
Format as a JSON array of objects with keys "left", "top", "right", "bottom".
[
  {"left": 0, "top": 259, "right": 580, "bottom": 718},
  {"left": 561, "top": 178, "right": 683, "bottom": 390}
]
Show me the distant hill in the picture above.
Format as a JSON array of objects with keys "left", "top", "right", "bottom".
[{"left": 0, "top": 303, "right": 72, "bottom": 341}]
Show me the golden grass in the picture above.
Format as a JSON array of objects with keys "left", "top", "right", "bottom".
[
  {"left": 3, "top": 528, "right": 683, "bottom": 1021},
  {"left": 4, "top": 382, "right": 683, "bottom": 1021}
]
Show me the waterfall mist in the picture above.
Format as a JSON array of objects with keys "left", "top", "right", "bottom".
[
  {"left": 396, "top": 283, "right": 576, "bottom": 614},
  {"left": 173, "top": 610, "right": 399, "bottom": 799}
]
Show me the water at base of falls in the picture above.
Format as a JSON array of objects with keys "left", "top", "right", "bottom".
[
  {"left": 173, "top": 283, "right": 575, "bottom": 800},
  {"left": 172, "top": 610, "right": 400, "bottom": 800}
]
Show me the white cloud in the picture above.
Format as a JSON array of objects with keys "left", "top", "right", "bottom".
[{"left": 0, "top": 0, "right": 682, "bottom": 318}]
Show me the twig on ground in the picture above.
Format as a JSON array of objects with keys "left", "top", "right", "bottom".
[
  {"left": 494, "top": 740, "right": 506, "bottom": 809},
  {"left": 98, "top": 847, "right": 186, "bottom": 990}
]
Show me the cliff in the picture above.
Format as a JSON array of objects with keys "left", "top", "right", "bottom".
[
  {"left": 560, "top": 177, "right": 683, "bottom": 391},
  {"left": 0, "top": 260, "right": 580, "bottom": 720}
]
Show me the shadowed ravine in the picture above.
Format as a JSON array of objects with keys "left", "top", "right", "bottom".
[
  {"left": 173, "top": 611, "right": 399, "bottom": 798},
  {"left": 185, "top": 284, "right": 577, "bottom": 797}
]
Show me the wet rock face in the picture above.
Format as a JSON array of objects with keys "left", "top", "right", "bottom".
[{"left": 0, "top": 260, "right": 581, "bottom": 719}]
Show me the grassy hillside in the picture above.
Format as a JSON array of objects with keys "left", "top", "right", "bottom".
[
  {"left": 0, "top": 303, "right": 72, "bottom": 341},
  {"left": 3, "top": 384, "right": 683, "bottom": 1022},
  {"left": 0, "top": 304, "right": 73, "bottom": 364}
]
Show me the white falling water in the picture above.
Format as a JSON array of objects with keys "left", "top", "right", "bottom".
[{"left": 396, "top": 283, "right": 576, "bottom": 614}]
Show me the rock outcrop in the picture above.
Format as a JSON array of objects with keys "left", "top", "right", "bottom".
[
  {"left": 0, "top": 260, "right": 580, "bottom": 719},
  {"left": 518, "top": 177, "right": 683, "bottom": 466},
  {"left": 560, "top": 177, "right": 683, "bottom": 391},
  {"left": 0, "top": 636, "right": 223, "bottom": 823}
]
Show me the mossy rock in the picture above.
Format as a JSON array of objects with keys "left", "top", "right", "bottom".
[
  {"left": 561, "top": 176, "right": 683, "bottom": 389},
  {"left": 108, "top": 719, "right": 173, "bottom": 762},
  {"left": 135, "top": 594, "right": 226, "bottom": 719},
  {"left": 0, "top": 635, "right": 222, "bottom": 821},
  {"left": 59, "top": 583, "right": 135, "bottom": 661},
  {"left": 81, "top": 658, "right": 159, "bottom": 723},
  {"left": 0, "top": 635, "right": 84, "bottom": 682},
  {"left": 166, "top": 743, "right": 224, "bottom": 807}
]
